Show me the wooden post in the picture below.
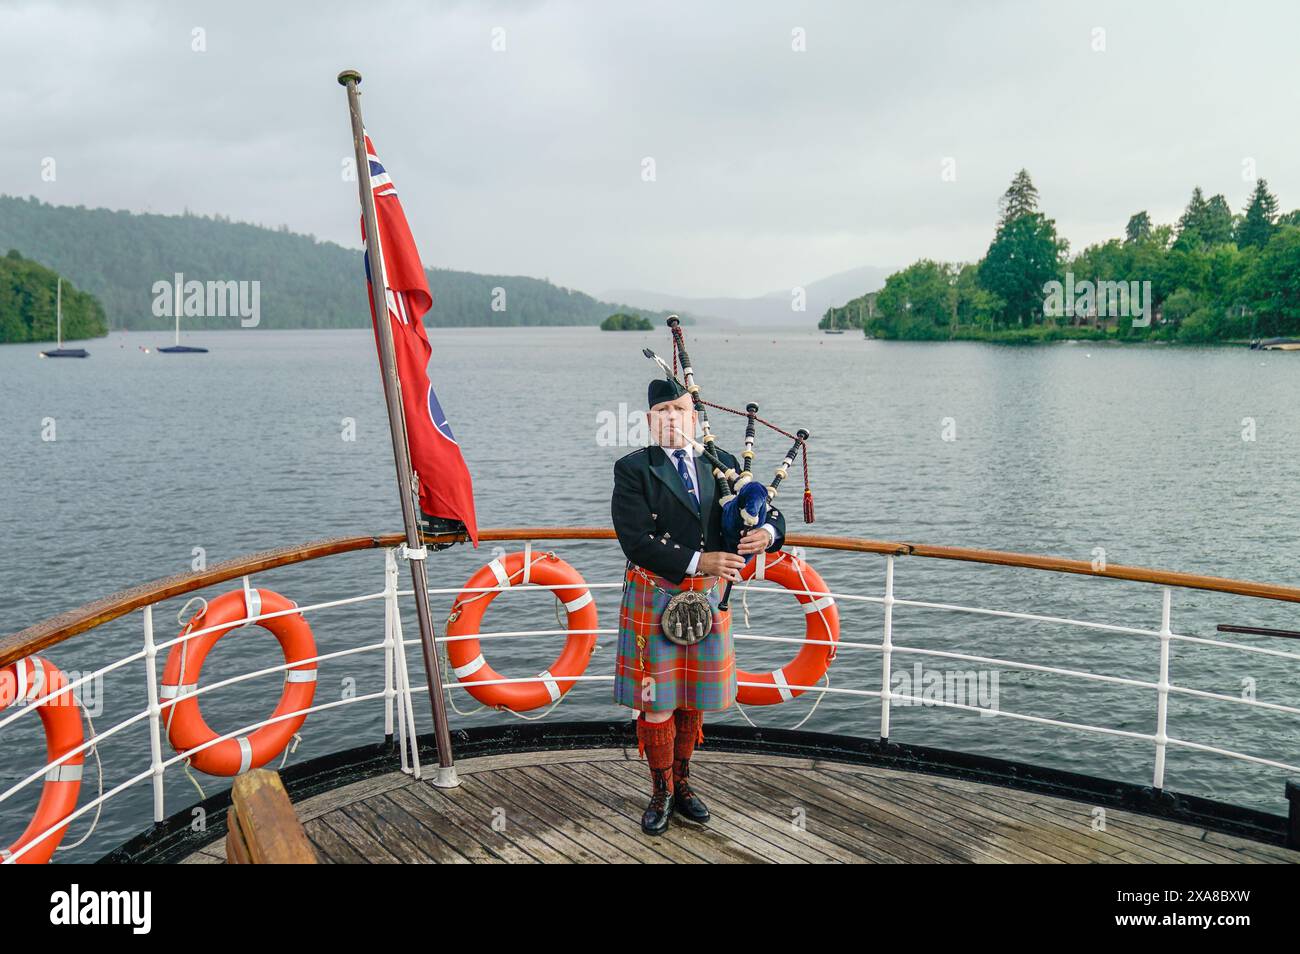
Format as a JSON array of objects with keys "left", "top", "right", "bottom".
[{"left": 225, "top": 769, "right": 318, "bottom": 864}]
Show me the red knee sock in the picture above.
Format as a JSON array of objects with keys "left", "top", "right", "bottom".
[
  {"left": 636, "top": 713, "right": 677, "bottom": 776},
  {"left": 673, "top": 708, "right": 703, "bottom": 785},
  {"left": 673, "top": 707, "right": 704, "bottom": 760}
]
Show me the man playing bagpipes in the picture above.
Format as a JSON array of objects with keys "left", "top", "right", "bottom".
[
  {"left": 611, "top": 376, "right": 786, "bottom": 835},
  {"left": 610, "top": 311, "right": 819, "bottom": 836}
]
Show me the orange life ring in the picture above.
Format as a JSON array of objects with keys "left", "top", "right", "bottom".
[
  {"left": 0, "top": 657, "right": 84, "bottom": 864},
  {"left": 446, "top": 551, "right": 598, "bottom": 712},
  {"left": 735, "top": 551, "right": 839, "bottom": 705},
  {"left": 162, "top": 588, "right": 317, "bottom": 776}
]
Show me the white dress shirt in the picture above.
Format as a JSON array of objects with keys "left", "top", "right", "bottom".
[{"left": 656, "top": 441, "right": 775, "bottom": 575}]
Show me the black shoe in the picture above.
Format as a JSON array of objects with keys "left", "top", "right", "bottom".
[
  {"left": 672, "top": 758, "right": 710, "bottom": 823},
  {"left": 641, "top": 766, "right": 674, "bottom": 836}
]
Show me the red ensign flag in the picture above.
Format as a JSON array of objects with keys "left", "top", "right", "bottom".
[{"left": 361, "top": 132, "right": 479, "bottom": 546}]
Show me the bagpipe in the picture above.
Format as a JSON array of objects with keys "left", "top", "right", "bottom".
[{"left": 644, "top": 315, "right": 814, "bottom": 611}]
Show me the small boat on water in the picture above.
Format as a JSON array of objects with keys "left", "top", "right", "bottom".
[
  {"left": 1250, "top": 337, "right": 1300, "bottom": 351},
  {"left": 39, "top": 278, "right": 89, "bottom": 359},
  {"left": 158, "top": 282, "right": 208, "bottom": 354}
]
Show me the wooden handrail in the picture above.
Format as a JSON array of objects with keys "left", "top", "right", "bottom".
[{"left": 2, "top": 527, "right": 1298, "bottom": 667}]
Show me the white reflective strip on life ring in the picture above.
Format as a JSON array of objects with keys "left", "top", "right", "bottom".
[
  {"left": 29, "top": 660, "right": 46, "bottom": 701},
  {"left": 159, "top": 683, "right": 196, "bottom": 700},
  {"left": 563, "top": 590, "right": 593, "bottom": 614},
  {"left": 488, "top": 559, "right": 510, "bottom": 588},
  {"left": 19, "top": 658, "right": 46, "bottom": 702},
  {"left": 284, "top": 669, "right": 317, "bottom": 683},
  {"left": 236, "top": 736, "right": 253, "bottom": 775},
  {"left": 801, "top": 595, "right": 836, "bottom": 614},
  {"left": 454, "top": 654, "right": 487, "bottom": 680},
  {"left": 0, "top": 848, "right": 11, "bottom": 861},
  {"left": 245, "top": 588, "right": 262, "bottom": 621},
  {"left": 755, "top": 552, "right": 768, "bottom": 581},
  {"left": 772, "top": 668, "right": 794, "bottom": 702},
  {"left": 538, "top": 669, "right": 561, "bottom": 702},
  {"left": 45, "top": 762, "right": 83, "bottom": 783}
]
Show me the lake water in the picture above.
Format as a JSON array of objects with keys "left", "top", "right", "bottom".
[{"left": 3, "top": 326, "right": 1299, "bottom": 860}]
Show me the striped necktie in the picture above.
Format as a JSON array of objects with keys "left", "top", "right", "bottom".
[{"left": 673, "top": 449, "right": 699, "bottom": 507}]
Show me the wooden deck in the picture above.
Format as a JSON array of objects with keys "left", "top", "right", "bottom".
[{"left": 180, "top": 748, "right": 1300, "bottom": 864}]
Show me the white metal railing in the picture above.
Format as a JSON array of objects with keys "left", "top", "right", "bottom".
[
  {"left": 409, "top": 552, "right": 1300, "bottom": 779},
  {"left": 4, "top": 542, "right": 1300, "bottom": 863},
  {"left": 0, "top": 548, "right": 421, "bottom": 863}
]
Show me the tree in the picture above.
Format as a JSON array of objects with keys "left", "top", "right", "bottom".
[
  {"left": 1175, "top": 187, "right": 1209, "bottom": 245},
  {"left": 0, "top": 250, "right": 108, "bottom": 343},
  {"left": 1236, "top": 178, "right": 1280, "bottom": 249},
  {"left": 954, "top": 263, "right": 1002, "bottom": 329},
  {"left": 997, "top": 169, "right": 1040, "bottom": 227},
  {"left": 1246, "top": 225, "right": 1300, "bottom": 337},
  {"left": 980, "top": 212, "right": 1066, "bottom": 326},
  {"left": 1125, "top": 211, "right": 1152, "bottom": 244},
  {"left": 1162, "top": 287, "right": 1212, "bottom": 334},
  {"left": 1129, "top": 224, "right": 1176, "bottom": 311},
  {"left": 599, "top": 312, "right": 652, "bottom": 331},
  {"left": 0, "top": 195, "right": 686, "bottom": 330},
  {"left": 1175, "top": 188, "right": 1233, "bottom": 249},
  {"left": 1202, "top": 195, "right": 1235, "bottom": 245},
  {"left": 871, "top": 260, "right": 958, "bottom": 338}
]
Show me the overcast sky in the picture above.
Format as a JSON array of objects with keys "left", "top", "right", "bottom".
[{"left": 3, "top": 0, "right": 1297, "bottom": 299}]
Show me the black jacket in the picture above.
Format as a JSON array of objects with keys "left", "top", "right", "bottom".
[{"left": 612, "top": 444, "right": 787, "bottom": 584}]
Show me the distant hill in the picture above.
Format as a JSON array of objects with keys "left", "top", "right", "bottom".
[
  {"left": 0, "top": 196, "right": 688, "bottom": 331},
  {"left": 602, "top": 264, "right": 895, "bottom": 329},
  {"left": 0, "top": 249, "right": 107, "bottom": 343}
]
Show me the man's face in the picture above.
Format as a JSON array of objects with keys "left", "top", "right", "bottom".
[{"left": 647, "top": 392, "right": 697, "bottom": 447}]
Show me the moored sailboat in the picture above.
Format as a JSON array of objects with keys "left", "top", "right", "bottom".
[
  {"left": 39, "top": 278, "right": 89, "bottom": 358},
  {"left": 158, "top": 280, "right": 208, "bottom": 353}
]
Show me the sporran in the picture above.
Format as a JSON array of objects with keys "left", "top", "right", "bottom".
[{"left": 661, "top": 589, "right": 713, "bottom": 646}]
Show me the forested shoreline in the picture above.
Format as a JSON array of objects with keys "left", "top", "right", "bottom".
[
  {"left": 0, "top": 249, "right": 107, "bottom": 343},
  {"left": 0, "top": 196, "right": 682, "bottom": 336},
  {"left": 823, "top": 171, "right": 1300, "bottom": 344}
]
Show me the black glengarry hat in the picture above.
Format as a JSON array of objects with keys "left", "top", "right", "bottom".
[{"left": 648, "top": 374, "right": 688, "bottom": 410}]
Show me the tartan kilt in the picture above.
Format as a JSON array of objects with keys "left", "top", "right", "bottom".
[{"left": 613, "top": 563, "right": 736, "bottom": 713}]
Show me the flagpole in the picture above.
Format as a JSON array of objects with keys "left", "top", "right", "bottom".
[{"left": 338, "top": 68, "right": 458, "bottom": 788}]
